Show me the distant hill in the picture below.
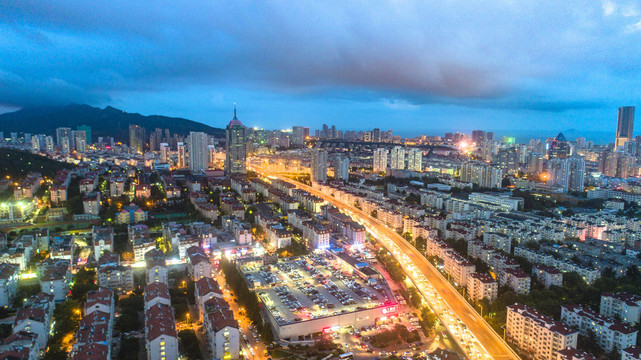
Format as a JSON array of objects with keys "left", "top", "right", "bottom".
[
  {"left": 0, "top": 148, "right": 74, "bottom": 179},
  {"left": 0, "top": 104, "right": 225, "bottom": 142}
]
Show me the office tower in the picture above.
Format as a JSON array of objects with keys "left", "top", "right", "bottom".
[
  {"left": 547, "top": 158, "right": 571, "bottom": 192},
  {"left": 336, "top": 156, "right": 350, "bottom": 182},
  {"left": 407, "top": 148, "right": 423, "bottom": 172},
  {"left": 373, "top": 148, "right": 388, "bottom": 173},
  {"left": 188, "top": 132, "right": 209, "bottom": 171},
  {"left": 616, "top": 106, "right": 635, "bottom": 148},
  {"left": 495, "top": 148, "right": 518, "bottom": 172},
  {"left": 177, "top": 142, "right": 187, "bottom": 168},
  {"left": 311, "top": 148, "right": 328, "bottom": 183},
  {"left": 331, "top": 125, "right": 336, "bottom": 139},
  {"left": 292, "top": 126, "right": 305, "bottom": 146},
  {"left": 372, "top": 128, "right": 381, "bottom": 143},
  {"left": 44, "top": 136, "right": 54, "bottom": 152},
  {"left": 321, "top": 124, "right": 329, "bottom": 139},
  {"left": 528, "top": 153, "right": 545, "bottom": 173},
  {"left": 547, "top": 132, "right": 571, "bottom": 159},
  {"left": 390, "top": 146, "right": 405, "bottom": 170},
  {"left": 128, "top": 124, "right": 146, "bottom": 153},
  {"left": 160, "top": 143, "right": 170, "bottom": 164},
  {"left": 472, "top": 130, "right": 495, "bottom": 161},
  {"left": 56, "top": 127, "right": 72, "bottom": 146},
  {"left": 225, "top": 108, "right": 247, "bottom": 175},
  {"left": 567, "top": 157, "right": 586, "bottom": 192},
  {"left": 575, "top": 137, "right": 586, "bottom": 150},
  {"left": 303, "top": 127, "right": 310, "bottom": 139},
  {"left": 77, "top": 125, "right": 92, "bottom": 144}
]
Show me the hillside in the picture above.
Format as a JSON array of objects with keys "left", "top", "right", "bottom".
[
  {"left": 0, "top": 148, "right": 75, "bottom": 179},
  {"left": 0, "top": 104, "right": 225, "bottom": 142}
]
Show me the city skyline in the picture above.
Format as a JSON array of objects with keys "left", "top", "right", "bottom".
[{"left": 1, "top": 1, "right": 641, "bottom": 134}]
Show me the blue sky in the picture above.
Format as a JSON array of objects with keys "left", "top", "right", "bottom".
[{"left": 0, "top": 1, "right": 640, "bottom": 138}]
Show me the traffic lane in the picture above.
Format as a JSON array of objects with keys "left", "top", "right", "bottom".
[{"left": 263, "top": 173, "right": 517, "bottom": 360}]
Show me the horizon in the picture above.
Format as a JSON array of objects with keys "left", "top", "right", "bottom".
[{"left": 1, "top": 1, "right": 640, "bottom": 135}]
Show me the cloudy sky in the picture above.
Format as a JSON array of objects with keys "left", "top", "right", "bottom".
[{"left": 0, "top": 1, "right": 639, "bottom": 138}]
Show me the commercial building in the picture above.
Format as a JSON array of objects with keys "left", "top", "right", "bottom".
[
  {"left": 506, "top": 303, "right": 578, "bottom": 360},
  {"left": 239, "top": 254, "right": 397, "bottom": 340},
  {"left": 225, "top": 108, "right": 247, "bottom": 175},
  {"left": 616, "top": 106, "right": 635, "bottom": 148}
]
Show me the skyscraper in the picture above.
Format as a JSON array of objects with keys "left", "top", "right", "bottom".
[
  {"left": 311, "top": 148, "right": 328, "bottom": 183},
  {"left": 567, "top": 157, "right": 586, "bottom": 192},
  {"left": 129, "top": 124, "right": 145, "bottom": 153},
  {"left": 188, "top": 131, "right": 209, "bottom": 171},
  {"left": 407, "top": 148, "right": 423, "bottom": 172},
  {"left": 616, "top": 106, "right": 635, "bottom": 148},
  {"left": 390, "top": 146, "right": 405, "bottom": 170},
  {"left": 336, "top": 156, "right": 350, "bottom": 182},
  {"left": 373, "top": 148, "right": 388, "bottom": 173},
  {"left": 547, "top": 132, "right": 571, "bottom": 159},
  {"left": 292, "top": 126, "right": 305, "bottom": 146},
  {"left": 225, "top": 108, "right": 247, "bottom": 175}
]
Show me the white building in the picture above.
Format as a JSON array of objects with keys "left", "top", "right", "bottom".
[
  {"left": 532, "top": 265, "right": 563, "bottom": 289},
  {"left": 506, "top": 303, "right": 578, "bottom": 360},
  {"left": 390, "top": 146, "right": 405, "bottom": 170},
  {"left": 467, "top": 272, "right": 498, "bottom": 302},
  {"left": 443, "top": 250, "right": 475, "bottom": 287},
  {"left": 145, "top": 303, "right": 179, "bottom": 360},
  {"left": 502, "top": 268, "right": 531, "bottom": 295},
  {"left": 600, "top": 292, "right": 641, "bottom": 325},
  {"left": 373, "top": 148, "right": 388, "bottom": 173},
  {"left": 145, "top": 249, "right": 168, "bottom": 285},
  {"left": 311, "top": 148, "right": 328, "bottom": 183},
  {"left": 561, "top": 304, "right": 638, "bottom": 353},
  {"left": 186, "top": 246, "right": 211, "bottom": 281},
  {"left": 202, "top": 296, "right": 240, "bottom": 360},
  {"left": 407, "top": 148, "right": 422, "bottom": 172},
  {"left": 92, "top": 226, "right": 114, "bottom": 261},
  {"left": 0, "top": 263, "right": 19, "bottom": 307}
]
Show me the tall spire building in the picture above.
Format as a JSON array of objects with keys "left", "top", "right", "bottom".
[
  {"left": 616, "top": 106, "right": 635, "bottom": 148},
  {"left": 225, "top": 107, "right": 247, "bottom": 175}
]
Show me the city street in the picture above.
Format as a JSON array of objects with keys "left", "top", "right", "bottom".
[{"left": 250, "top": 165, "right": 520, "bottom": 360}]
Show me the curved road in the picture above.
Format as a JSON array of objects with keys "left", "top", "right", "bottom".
[{"left": 251, "top": 166, "right": 519, "bottom": 360}]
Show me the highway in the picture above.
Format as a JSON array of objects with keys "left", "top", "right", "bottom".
[{"left": 250, "top": 165, "right": 520, "bottom": 360}]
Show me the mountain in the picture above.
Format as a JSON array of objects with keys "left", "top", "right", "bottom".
[{"left": 0, "top": 104, "right": 225, "bottom": 142}]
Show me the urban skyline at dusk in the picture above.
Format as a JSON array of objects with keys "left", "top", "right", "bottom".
[{"left": 2, "top": 1, "right": 641, "bottom": 134}]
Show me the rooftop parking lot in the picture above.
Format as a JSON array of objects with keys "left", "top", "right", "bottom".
[{"left": 240, "top": 252, "right": 395, "bottom": 326}]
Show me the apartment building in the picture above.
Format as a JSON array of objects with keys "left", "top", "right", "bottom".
[
  {"left": 466, "top": 272, "right": 498, "bottom": 302},
  {"left": 506, "top": 303, "right": 578, "bottom": 360},
  {"left": 561, "top": 304, "right": 638, "bottom": 353},
  {"left": 443, "top": 250, "right": 475, "bottom": 287},
  {"left": 532, "top": 265, "right": 563, "bottom": 289},
  {"left": 600, "top": 292, "right": 641, "bottom": 325}
]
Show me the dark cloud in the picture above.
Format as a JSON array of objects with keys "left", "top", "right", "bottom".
[{"left": 0, "top": 0, "right": 640, "bottom": 114}]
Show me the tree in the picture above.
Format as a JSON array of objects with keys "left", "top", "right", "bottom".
[
  {"left": 70, "top": 268, "right": 98, "bottom": 301},
  {"left": 178, "top": 330, "right": 202, "bottom": 360}
]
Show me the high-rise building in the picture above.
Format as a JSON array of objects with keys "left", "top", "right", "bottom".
[
  {"left": 407, "top": 148, "right": 422, "bottom": 172},
  {"left": 225, "top": 108, "right": 247, "bottom": 175},
  {"left": 56, "top": 127, "right": 72, "bottom": 147},
  {"left": 149, "top": 128, "right": 163, "bottom": 151},
  {"left": 495, "top": 148, "right": 518, "bottom": 172},
  {"left": 390, "top": 146, "right": 405, "bottom": 170},
  {"left": 568, "top": 157, "right": 586, "bottom": 192},
  {"left": 311, "top": 148, "right": 328, "bottom": 183},
  {"left": 74, "top": 130, "right": 87, "bottom": 153},
  {"left": 373, "top": 148, "right": 388, "bottom": 173},
  {"left": 616, "top": 106, "right": 635, "bottom": 148},
  {"left": 547, "top": 158, "right": 570, "bottom": 192},
  {"left": 128, "top": 124, "right": 146, "bottom": 153},
  {"left": 547, "top": 132, "right": 571, "bottom": 159},
  {"left": 188, "top": 132, "right": 209, "bottom": 171},
  {"left": 160, "top": 143, "right": 170, "bottom": 164},
  {"left": 336, "top": 156, "right": 350, "bottom": 182},
  {"left": 77, "top": 125, "right": 92, "bottom": 145},
  {"left": 292, "top": 126, "right": 305, "bottom": 146},
  {"left": 372, "top": 128, "right": 381, "bottom": 143},
  {"left": 459, "top": 162, "right": 503, "bottom": 188},
  {"left": 177, "top": 142, "right": 187, "bottom": 169},
  {"left": 44, "top": 136, "right": 54, "bottom": 152}
]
